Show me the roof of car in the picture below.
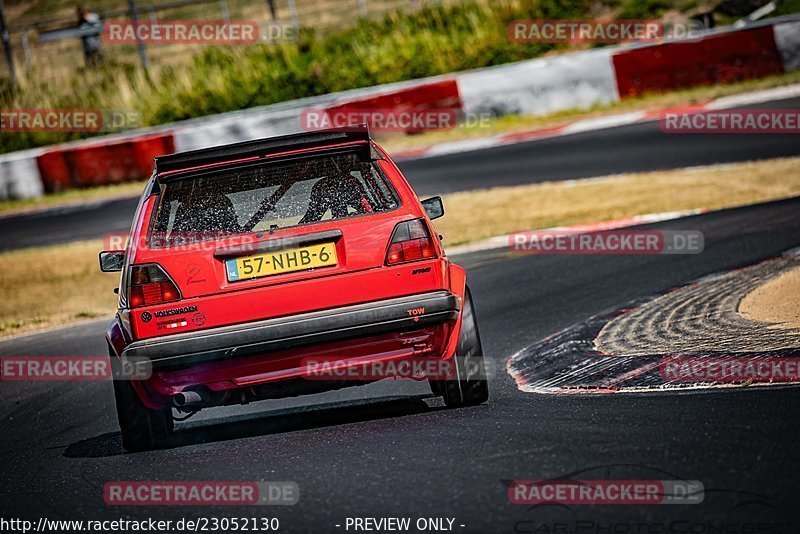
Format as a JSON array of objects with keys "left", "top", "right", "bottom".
[{"left": 154, "top": 125, "right": 374, "bottom": 179}]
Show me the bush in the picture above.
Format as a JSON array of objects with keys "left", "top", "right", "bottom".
[{"left": 2, "top": 0, "right": 684, "bottom": 154}]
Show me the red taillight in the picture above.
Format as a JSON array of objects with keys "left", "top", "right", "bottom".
[
  {"left": 128, "top": 264, "right": 181, "bottom": 308},
  {"left": 385, "top": 219, "right": 437, "bottom": 265}
]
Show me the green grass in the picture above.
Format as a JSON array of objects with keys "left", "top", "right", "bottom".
[
  {"left": 777, "top": 0, "right": 800, "bottom": 15},
  {"left": 616, "top": 0, "right": 676, "bottom": 18},
  {"left": 1, "top": 0, "right": 688, "bottom": 154}
]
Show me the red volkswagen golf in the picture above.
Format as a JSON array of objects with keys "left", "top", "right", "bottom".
[{"left": 100, "top": 126, "right": 488, "bottom": 451}]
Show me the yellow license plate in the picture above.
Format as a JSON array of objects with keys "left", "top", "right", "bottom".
[{"left": 226, "top": 242, "right": 337, "bottom": 281}]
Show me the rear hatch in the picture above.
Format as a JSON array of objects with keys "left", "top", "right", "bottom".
[
  {"left": 147, "top": 150, "right": 403, "bottom": 297},
  {"left": 128, "top": 141, "right": 446, "bottom": 339}
]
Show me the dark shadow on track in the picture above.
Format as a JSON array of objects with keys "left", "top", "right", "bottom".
[{"left": 63, "top": 394, "right": 442, "bottom": 458}]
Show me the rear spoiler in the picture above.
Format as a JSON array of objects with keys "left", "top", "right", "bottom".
[{"left": 154, "top": 125, "right": 376, "bottom": 180}]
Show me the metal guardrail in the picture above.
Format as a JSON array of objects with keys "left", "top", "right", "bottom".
[
  {"left": 0, "top": 0, "right": 421, "bottom": 85},
  {"left": 1, "top": 0, "right": 240, "bottom": 83},
  {"left": 38, "top": 25, "right": 105, "bottom": 43}
]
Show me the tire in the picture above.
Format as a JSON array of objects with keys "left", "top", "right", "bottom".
[
  {"left": 111, "top": 357, "right": 172, "bottom": 452},
  {"left": 432, "top": 287, "right": 490, "bottom": 407}
]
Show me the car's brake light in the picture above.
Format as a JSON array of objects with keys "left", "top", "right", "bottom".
[
  {"left": 386, "top": 219, "right": 437, "bottom": 265},
  {"left": 128, "top": 264, "right": 181, "bottom": 308}
]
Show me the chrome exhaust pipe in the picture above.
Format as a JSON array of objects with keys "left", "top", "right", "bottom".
[{"left": 173, "top": 389, "right": 209, "bottom": 407}]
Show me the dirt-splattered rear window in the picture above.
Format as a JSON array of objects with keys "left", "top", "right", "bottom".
[{"left": 150, "top": 153, "right": 399, "bottom": 246}]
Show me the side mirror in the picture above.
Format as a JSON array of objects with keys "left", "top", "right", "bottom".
[
  {"left": 99, "top": 251, "right": 126, "bottom": 272},
  {"left": 421, "top": 196, "right": 444, "bottom": 220}
]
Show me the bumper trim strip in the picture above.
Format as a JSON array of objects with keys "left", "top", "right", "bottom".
[{"left": 123, "top": 291, "right": 459, "bottom": 370}]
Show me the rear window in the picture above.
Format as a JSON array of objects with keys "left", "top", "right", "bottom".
[{"left": 150, "top": 153, "right": 400, "bottom": 246}]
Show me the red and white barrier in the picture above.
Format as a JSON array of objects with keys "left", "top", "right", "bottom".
[
  {"left": 172, "top": 78, "right": 462, "bottom": 151},
  {"left": 457, "top": 48, "right": 620, "bottom": 118},
  {"left": 1, "top": 17, "right": 798, "bottom": 200},
  {"left": 390, "top": 84, "right": 800, "bottom": 161},
  {"left": 775, "top": 20, "right": 800, "bottom": 71},
  {"left": 612, "top": 25, "right": 785, "bottom": 98},
  {"left": 36, "top": 132, "right": 174, "bottom": 194},
  {"left": 0, "top": 148, "right": 45, "bottom": 199}
]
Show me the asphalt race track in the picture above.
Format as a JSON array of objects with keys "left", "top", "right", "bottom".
[
  {"left": 2, "top": 197, "right": 799, "bottom": 531},
  {"left": 402, "top": 96, "right": 800, "bottom": 194},
  {"left": 2, "top": 97, "right": 800, "bottom": 252}
]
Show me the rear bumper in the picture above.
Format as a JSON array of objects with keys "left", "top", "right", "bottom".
[{"left": 122, "top": 291, "right": 460, "bottom": 371}]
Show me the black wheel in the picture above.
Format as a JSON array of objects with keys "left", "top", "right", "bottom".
[
  {"left": 111, "top": 357, "right": 172, "bottom": 452},
  {"left": 432, "top": 287, "right": 489, "bottom": 407}
]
